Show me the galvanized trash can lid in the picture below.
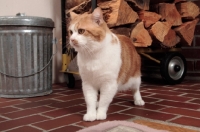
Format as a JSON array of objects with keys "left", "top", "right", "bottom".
[{"left": 0, "top": 13, "right": 54, "bottom": 28}]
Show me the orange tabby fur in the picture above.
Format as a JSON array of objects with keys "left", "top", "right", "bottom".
[
  {"left": 69, "top": 12, "right": 109, "bottom": 42},
  {"left": 117, "top": 35, "right": 141, "bottom": 84}
]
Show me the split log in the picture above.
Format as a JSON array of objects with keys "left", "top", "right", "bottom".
[
  {"left": 150, "top": 0, "right": 185, "bottom": 4},
  {"left": 138, "top": 11, "right": 161, "bottom": 28},
  {"left": 162, "top": 29, "right": 181, "bottom": 47},
  {"left": 150, "top": 0, "right": 173, "bottom": 4},
  {"left": 65, "top": 0, "right": 200, "bottom": 48},
  {"left": 125, "top": 0, "right": 150, "bottom": 11},
  {"left": 174, "top": 18, "right": 199, "bottom": 46},
  {"left": 158, "top": 3, "right": 182, "bottom": 26},
  {"left": 173, "top": 0, "right": 186, "bottom": 4},
  {"left": 176, "top": 1, "right": 200, "bottom": 20},
  {"left": 66, "top": 0, "right": 86, "bottom": 10},
  {"left": 98, "top": 0, "right": 139, "bottom": 27},
  {"left": 130, "top": 22, "right": 152, "bottom": 47},
  {"left": 66, "top": 0, "right": 91, "bottom": 14},
  {"left": 111, "top": 27, "right": 131, "bottom": 37},
  {"left": 149, "top": 21, "right": 172, "bottom": 43}
]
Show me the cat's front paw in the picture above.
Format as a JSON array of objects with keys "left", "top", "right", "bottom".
[
  {"left": 83, "top": 113, "right": 96, "bottom": 121},
  {"left": 96, "top": 111, "right": 107, "bottom": 120},
  {"left": 134, "top": 99, "right": 145, "bottom": 106}
]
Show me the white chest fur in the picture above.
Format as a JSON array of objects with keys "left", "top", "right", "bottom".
[{"left": 77, "top": 33, "right": 121, "bottom": 87}]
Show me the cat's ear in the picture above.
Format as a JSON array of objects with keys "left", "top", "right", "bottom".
[
  {"left": 70, "top": 12, "right": 79, "bottom": 20},
  {"left": 92, "top": 7, "right": 104, "bottom": 25}
]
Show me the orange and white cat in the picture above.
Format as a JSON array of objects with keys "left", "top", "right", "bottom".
[{"left": 68, "top": 7, "right": 145, "bottom": 121}]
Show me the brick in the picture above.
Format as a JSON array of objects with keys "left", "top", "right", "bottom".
[
  {"left": 195, "top": 61, "right": 200, "bottom": 71},
  {"left": 0, "top": 116, "right": 7, "bottom": 122},
  {"left": 195, "top": 36, "right": 200, "bottom": 46},
  {"left": 0, "top": 98, "right": 16, "bottom": 103},
  {"left": 15, "top": 99, "right": 61, "bottom": 109},
  {"left": 42, "top": 105, "right": 85, "bottom": 118},
  {"left": 23, "top": 93, "right": 64, "bottom": 102},
  {"left": 171, "top": 117, "right": 200, "bottom": 127},
  {"left": 3, "top": 109, "right": 38, "bottom": 119},
  {"left": 148, "top": 94, "right": 192, "bottom": 102},
  {"left": 78, "top": 113, "right": 134, "bottom": 128},
  {"left": 156, "top": 100, "right": 200, "bottom": 110},
  {"left": 6, "top": 126, "right": 42, "bottom": 132},
  {"left": 118, "top": 101, "right": 167, "bottom": 110},
  {"left": 50, "top": 126, "right": 82, "bottom": 132},
  {"left": 32, "top": 114, "right": 82, "bottom": 130},
  {"left": 181, "top": 93, "right": 200, "bottom": 98},
  {"left": 0, "top": 107, "right": 20, "bottom": 114},
  {"left": 56, "top": 93, "right": 84, "bottom": 101},
  {"left": 186, "top": 60, "right": 195, "bottom": 71},
  {"left": 108, "top": 105, "right": 130, "bottom": 114},
  {"left": 60, "top": 89, "right": 83, "bottom": 95},
  {"left": 174, "top": 85, "right": 200, "bottom": 90},
  {"left": 52, "top": 89, "right": 66, "bottom": 93},
  {"left": 186, "top": 72, "right": 200, "bottom": 77},
  {"left": 111, "top": 98, "right": 126, "bottom": 104},
  {"left": 182, "top": 48, "right": 200, "bottom": 59},
  {"left": 195, "top": 25, "right": 200, "bottom": 35},
  {"left": 0, "top": 100, "right": 28, "bottom": 107},
  {"left": 173, "top": 89, "right": 200, "bottom": 95},
  {"left": 162, "top": 108, "right": 200, "bottom": 119},
  {"left": 144, "top": 89, "right": 183, "bottom": 96},
  {"left": 3, "top": 106, "right": 55, "bottom": 119},
  {"left": 121, "top": 108, "right": 176, "bottom": 121},
  {"left": 190, "top": 99, "right": 200, "bottom": 104},
  {"left": 30, "top": 106, "right": 56, "bottom": 113},
  {"left": 117, "top": 95, "right": 160, "bottom": 103},
  {"left": 49, "top": 99, "right": 85, "bottom": 108},
  {"left": 0, "top": 115, "right": 49, "bottom": 131}
]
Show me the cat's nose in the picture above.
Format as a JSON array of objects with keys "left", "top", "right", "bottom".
[
  {"left": 70, "top": 38, "right": 76, "bottom": 44},
  {"left": 70, "top": 38, "right": 78, "bottom": 46},
  {"left": 71, "top": 38, "right": 75, "bottom": 42}
]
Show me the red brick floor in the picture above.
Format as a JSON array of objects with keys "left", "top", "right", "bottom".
[{"left": 0, "top": 78, "right": 200, "bottom": 132}]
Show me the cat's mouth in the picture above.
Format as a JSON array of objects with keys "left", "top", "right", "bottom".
[{"left": 71, "top": 42, "right": 79, "bottom": 48}]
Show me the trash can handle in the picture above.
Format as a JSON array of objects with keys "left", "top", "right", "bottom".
[
  {"left": 16, "top": 13, "right": 26, "bottom": 16},
  {"left": 0, "top": 39, "right": 57, "bottom": 78}
]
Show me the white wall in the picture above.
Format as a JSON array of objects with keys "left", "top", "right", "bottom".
[{"left": 0, "top": 0, "right": 65, "bottom": 84}]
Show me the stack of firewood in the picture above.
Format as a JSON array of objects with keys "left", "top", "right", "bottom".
[{"left": 66, "top": 0, "right": 200, "bottom": 48}]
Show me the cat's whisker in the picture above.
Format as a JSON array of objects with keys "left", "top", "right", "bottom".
[
  {"left": 86, "top": 45, "right": 95, "bottom": 57},
  {"left": 82, "top": 44, "right": 93, "bottom": 58}
]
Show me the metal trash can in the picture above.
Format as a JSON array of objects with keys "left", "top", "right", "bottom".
[{"left": 0, "top": 13, "right": 54, "bottom": 98}]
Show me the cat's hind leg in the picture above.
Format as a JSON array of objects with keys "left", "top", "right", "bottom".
[
  {"left": 96, "top": 82, "right": 118, "bottom": 120},
  {"left": 82, "top": 83, "right": 98, "bottom": 121},
  {"left": 132, "top": 77, "right": 145, "bottom": 106}
]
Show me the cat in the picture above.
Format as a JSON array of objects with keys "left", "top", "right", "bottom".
[{"left": 68, "top": 7, "right": 145, "bottom": 122}]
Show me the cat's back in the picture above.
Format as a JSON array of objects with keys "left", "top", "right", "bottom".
[
  {"left": 117, "top": 35, "right": 138, "bottom": 55},
  {"left": 117, "top": 34, "right": 141, "bottom": 84}
]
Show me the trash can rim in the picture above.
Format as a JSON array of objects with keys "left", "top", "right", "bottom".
[{"left": 0, "top": 16, "right": 54, "bottom": 28}]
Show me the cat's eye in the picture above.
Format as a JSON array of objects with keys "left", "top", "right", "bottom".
[
  {"left": 78, "top": 29, "right": 85, "bottom": 34},
  {"left": 69, "top": 30, "right": 73, "bottom": 35}
]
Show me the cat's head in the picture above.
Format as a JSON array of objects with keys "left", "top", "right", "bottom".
[{"left": 68, "top": 7, "right": 109, "bottom": 53}]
